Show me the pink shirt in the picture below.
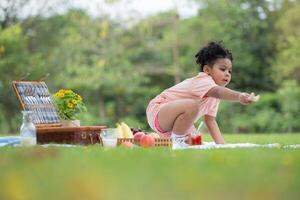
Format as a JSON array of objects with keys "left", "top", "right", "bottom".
[{"left": 146, "top": 72, "right": 220, "bottom": 135}]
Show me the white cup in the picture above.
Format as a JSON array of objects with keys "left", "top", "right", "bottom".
[{"left": 100, "top": 128, "right": 118, "bottom": 148}]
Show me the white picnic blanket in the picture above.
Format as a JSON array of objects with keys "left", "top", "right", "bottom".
[
  {"left": 184, "top": 142, "right": 281, "bottom": 150},
  {"left": 1, "top": 136, "right": 300, "bottom": 149},
  {"left": 181, "top": 142, "right": 300, "bottom": 150},
  {"left": 0, "top": 136, "right": 76, "bottom": 147},
  {"left": 0, "top": 136, "right": 21, "bottom": 147}
]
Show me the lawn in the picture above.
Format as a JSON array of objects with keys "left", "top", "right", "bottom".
[{"left": 0, "top": 134, "right": 299, "bottom": 200}]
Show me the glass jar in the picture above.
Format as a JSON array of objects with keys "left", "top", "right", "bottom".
[{"left": 20, "top": 111, "right": 36, "bottom": 146}]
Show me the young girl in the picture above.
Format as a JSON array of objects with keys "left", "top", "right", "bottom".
[{"left": 146, "top": 41, "right": 257, "bottom": 147}]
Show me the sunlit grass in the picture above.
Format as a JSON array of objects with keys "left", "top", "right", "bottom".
[
  {"left": 0, "top": 134, "right": 300, "bottom": 200},
  {"left": 205, "top": 133, "right": 300, "bottom": 145}
]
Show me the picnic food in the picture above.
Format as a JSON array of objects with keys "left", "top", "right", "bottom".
[
  {"left": 134, "top": 131, "right": 145, "bottom": 141},
  {"left": 121, "top": 122, "right": 134, "bottom": 138},
  {"left": 116, "top": 122, "right": 134, "bottom": 138},
  {"left": 121, "top": 141, "right": 134, "bottom": 149},
  {"left": 115, "top": 124, "right": 171, "bottom": 148},
  {"left": 140, "top": 134, "right": 155, "bottom": 148},
  {"left": 116, "top": 123, "right": 124, "bottom": 138},
  {"left": 249, "top": 92, "right": 260, "bottom": 102},
  {"left": 252, "top": 95, "right": 260, "bottom": 102}
]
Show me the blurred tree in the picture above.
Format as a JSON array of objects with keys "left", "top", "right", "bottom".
[
  {"left": 190, "top": 0, "right": 277, "bottom": 91},
  {"left": 1, "top": 0, "right": 299, "bottom": 133},
  {"left": 277, "top": 80, "right": 300, "bottom": 132},
  {"left": 273, "top": 1, "right": 300, "bottom": 85},
  {"left": 0, "top": 25, "right": 30, "bottom": 131},
  {"left": 42, "top": 10, "right": 149, "bottom": 126},
  {"left": 0, "top": 0, "right": 70, "bottom": 29},
  {"left": 0, "top": 0, "right": 77, "bottom": 132}
]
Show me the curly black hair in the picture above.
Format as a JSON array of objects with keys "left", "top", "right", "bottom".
[{"left": 195, "top": 41, "right": 233, "bottom": 72}]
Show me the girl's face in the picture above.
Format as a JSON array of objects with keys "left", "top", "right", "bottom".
[{"left": 204, "top": 58, "right": 232, "bottom": 87}]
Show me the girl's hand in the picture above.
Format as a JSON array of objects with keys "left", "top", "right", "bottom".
[{"left": 238, "top": 92, "right": 256, "bottom": 105}]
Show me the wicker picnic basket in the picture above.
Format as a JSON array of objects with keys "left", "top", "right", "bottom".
[
  {"left": 118, "top": 138, "right": 172, "bottom": 147},
  {"left": 12, "top": 80, "right": 106, "bottom": 145}
]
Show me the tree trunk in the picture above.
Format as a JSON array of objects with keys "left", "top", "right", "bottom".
[
  {"left": 172, "top": 13, "right": 180, "bottom": 84},
  {"left": 115, "top": 95, "right": 121, "bottom": 120},
  {"left": 98, "top": 95, "right": 106, "bottom": 121}
]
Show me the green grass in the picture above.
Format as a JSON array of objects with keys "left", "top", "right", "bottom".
[
  {"left": 1, "top": 134, "right": 300, "bottom": 200},
  {"left": 204, "top": 133, "right": 300, "bottom": 144}
]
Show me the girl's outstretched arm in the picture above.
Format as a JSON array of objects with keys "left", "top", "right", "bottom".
[
  {"left": 204, "top": 115, "right": 225, "bottom": 144},
  {"left": 206, "top": 86, "right": 255, "bottom": 105}
]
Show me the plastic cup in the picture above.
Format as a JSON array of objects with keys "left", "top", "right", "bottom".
[{"left": 191, "top": 132, "right": 202, "bottom": 145}]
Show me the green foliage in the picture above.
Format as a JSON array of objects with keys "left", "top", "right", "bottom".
[
  {"left": 273, "top": 2, "right": 300, "bottom": 84},
  {"left": 0, "top": 24, "right": 31, "bottom": 131},
  {"left": 218, "top": 83, "right": 300, "bottom": 133},
  {"left": 52, "top": 89, "right": 87, "bottom": 120},
  {"left": 277, "top": 80, "right": 300, "bottom": 132},
  {"left": 0, "top": 0, "right": 300, "bottom": 134},
  {"left": 192, "top": 0, "right": 276, "bottom": 91}
]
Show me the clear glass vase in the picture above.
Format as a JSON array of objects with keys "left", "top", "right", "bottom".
[{"left": 20, "top": 111, "right": 37, "bottom": 146}]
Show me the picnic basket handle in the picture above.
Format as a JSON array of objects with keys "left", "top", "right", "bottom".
[
  {"left": 38, "top": 73, "right": 50, "bottom": 82},
  {"left": 19, "top": 72, "right": 31, "bottom": 81}
]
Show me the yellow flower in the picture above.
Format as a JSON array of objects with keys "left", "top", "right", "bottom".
[
  {"left": 57, "top": 92, "right": 65, "bottom": 97},
  {"left": 72, "top": 99, "right": 78, "bottom": 104},
  {"left": 67, "top": 103, "right": 74, "bottom": 108},
  {"left": 65, "top": 90, "right": 72, "bottom": 94},
  {"left": 52, "top": 88, "right": 87, "bottom": 120}
]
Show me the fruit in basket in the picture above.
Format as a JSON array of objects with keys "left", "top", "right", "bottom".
[
  {"left": 121, "top": 141, "right": 134, "bottom": 149},
  {"left": 116, "top": 122, "right": 134, "bottom": 138},
  {"left": 116, "top": 123, "right": 124, "bottom": 138},
  {"left": 140, "top": 134, "right": 155, "bottom": 148},
  {"left": 134, "top": 131, "right": 145, "bottom": 141},
  {"left": 121, "top": 122, "right": 134, "bottom": 138}
]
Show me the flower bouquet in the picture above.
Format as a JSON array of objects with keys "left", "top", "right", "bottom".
[{"left": 52, "top": 89, "right": 87, "bottom": 126}]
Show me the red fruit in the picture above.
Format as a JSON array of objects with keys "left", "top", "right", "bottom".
[
  {"left": 121, "top": 141, "right": 134, "bottom": 149},
  {"left": 140, "top": 135, "right": 155, "bottom": 148},
  {"left": 134, "top": 131, "right": 145, "bottom": 142}
]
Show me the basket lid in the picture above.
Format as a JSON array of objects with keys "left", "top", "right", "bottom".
[{"left": 12, "top": 81, "right": 62, "bottom": 126}]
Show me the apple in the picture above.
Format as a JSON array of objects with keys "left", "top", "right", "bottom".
[
  {"left": 134, "top": 131, "right": 145, "bottom": 142},
  {"left": 121, "top": 141, "right": 134, "bottom": 149},
  {"left": 140, "top": 134, "right": 155, "bottom": 148}
]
